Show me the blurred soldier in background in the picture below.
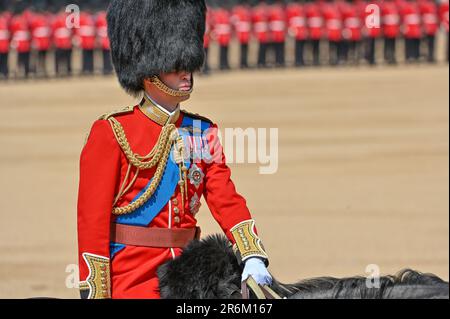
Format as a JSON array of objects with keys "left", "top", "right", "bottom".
[
  {"left": 419, "top": 0, "right": 439, "bottom": 63},
  {"left": 287, "top": 0, "right": 308, "bottom": 67},
  {"left": 232, "top": 0, "right": 252, "bottom": 69},
  {"left": 323, "top": 0, "right": 343, "bottom": 65},
  {"left": 52, "top": 7, "right": 73, "bottom": 77},
  {"left": 30, "top": 6, "right": 51, "bottom": 77},
  {"left": 268, "top": 0, "right": 287, "bottom": 67},
  {"left": 305, "top": 0, "right": 324, "bottom": 66},
  {"left": 363, "top": 0, "right": 382, "bottom": 65},
  {"left": 252, "top": 0, "right": 270, "bottom": 67},
  {"left": 401, "top": 0, "right": 422, "bottom": 63},
  {"left": 382, "top": 0, "right": 401, "bottom": 65},
  {"left": 213, "top": 4, "right": 232, "bottom": 70},
  {"left": 10, "top": 4, "right": 31, "bottom": 78},
  {"left": 77, "top": 8, "right": 96, "bottom": 75},
  {"left": 0, "top": 8, "right": 11, "bottom": 79},
  {"left": 340, "top": 0, "right": 362, "bottom": 64},
  {"left": 96, "top": 10, "right": 112, "bottom": 75},
  {"left": 440, "top": 0, "right": 449, "bottom": 62}
]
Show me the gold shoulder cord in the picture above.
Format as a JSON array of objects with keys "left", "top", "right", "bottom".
[{"left": 105, "top": 114, "right": 188, "bottom": 216}]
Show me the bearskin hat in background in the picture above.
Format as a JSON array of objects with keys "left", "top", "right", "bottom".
[{"left": 107, "top": 0, "right": 206, "bottom": 96}]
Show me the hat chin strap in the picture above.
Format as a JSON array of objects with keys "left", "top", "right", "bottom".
[{"left": 149, "top": 75, "right": 193, "bottom": 98}]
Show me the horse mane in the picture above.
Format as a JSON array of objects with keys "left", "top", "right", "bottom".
[
  {"left": 272, "top": 269, "right": 448, "bottom": 299},
  {"left": 157, "top": 234, "right": 449, "bottom": 299}
]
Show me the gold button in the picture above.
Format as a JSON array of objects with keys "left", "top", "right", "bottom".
[
  {"left": 100, "top": 271, "right": 106, "bottom": 277},
  {"left": 101, "top": 284, "right": 107, "bottom": 289},
  {"left": 102, "top": 291, "right": 109, "bottom": 298},
  {"left": 173, "top": 207, "right": 179, "bottom": 214},
  {"left": 172, "top": 199, "right": 178, "bottom": 205},
  {"left": 101, "top": 278, "right": 107, "bottom": 284},
  {"left": 174, "top": 216, "right": 180, "bottom": 223}
]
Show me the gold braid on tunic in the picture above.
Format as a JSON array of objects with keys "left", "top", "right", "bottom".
[{"left": 104, "top": 114, "right": 188, "bottom": 216}]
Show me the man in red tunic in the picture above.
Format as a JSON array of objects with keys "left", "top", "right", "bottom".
[
  {"left": 232, "top": 1, "right": 252, "bottom": 69},
  {"left": 381, "top": 0, "right": 401, "bottom": 65},
  {"left": 286, "top": 0, "right": 308, "bottom": 67},
  {"left": 95, "top": 10, "right": 112, "bottom": 75},
  {"left": 418, "top": 0, "right": 440, "bottom": 63},
  {"left": 51, "top": 8, "right": 73, "bottom": 77},
  {"left": 252, "top": 1, "right": 270, "bottom": 68},
  {"left": 305, "top": 0, "right": 324, "bottom": 66},
  {"left": 401, "top": 0, "right": 422, "bottom": 63},
  {"left": 212, "top": 5, "right": 232, "bottom": 71},
  {"left": 78, "top": 0, "right": 272, "bottom": 299},
  {"left": 0, "top": 10, "right": 11, "bottom": 80}
]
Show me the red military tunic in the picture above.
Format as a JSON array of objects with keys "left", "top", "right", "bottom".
[
  {"left": 267, "top": 3, "right": 286, "bottom": 43},
  {"left": 95, "top": 11, "right": 110, "bottom": 50},
  {"left": 212, "top": 8, "right": 232, "bottom": 47},
  {"left": 322, "top": 1, "right": 343, "bottom": 42},
  {"left": 362, "top": 0, "right": 383, "bottom": 38},
  {"left": 401, "top": 0, "right": 422, "bottom": 39},
  {"left": 30, "top": 13, "right": 52, "bottom": 51},
  {"left": 76, "top": 12, "right": 96, "bottom": 50},
  {"left": 10, "top": 14, "right": 31, "bottom": 53},
  {"left": 286, "top": 2, "right": 308, "bottom": 41},
  {"left": 382, "top": 0, "right": 401, "bottom": 38},
  {"left": 231, "top": 5, "right": 252, "bottom": 45},
  {"left": 0, "top": 13, "right": 10, "bottom": 54},
  {"left": 78, "top": 97, "right": 260, "bottom": 299},
  {"left": 52, "top": 12, "right": 73, "bottom": 50},
  {"left": 252, "top": 3, "right": 270, "bottom": 44},
  {"left": 418, "top": 0, "right": 439, "bottom": 36},
  {"left": 340, "top": 0, "right": 362, "bottom": 42},
  {"left": 305, "top": 1, "right": 324, "bottom": 40}
]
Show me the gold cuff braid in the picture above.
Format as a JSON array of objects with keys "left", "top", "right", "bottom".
[
  {"left": 79, "top": 253, "right": 111, "bottom": 299},
  {"left": 230, "top": 219, "right": 268, "bottom": 263}
]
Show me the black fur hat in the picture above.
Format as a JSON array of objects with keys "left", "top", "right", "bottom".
[{"left": 107, "top": 0, "right": 207, "bottom": 96}]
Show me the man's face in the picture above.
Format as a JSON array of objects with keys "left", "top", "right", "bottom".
[{"left": 159, "top": 71, "right": 193, "bottom": 93}]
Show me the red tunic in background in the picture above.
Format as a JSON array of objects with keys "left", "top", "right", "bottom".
[
  {"left": 77, "top": 12, "right": 96, "bottom": 50},
  {"left": 96, "top": 11, "right": 110, "bottom": 50},
  {"left": 232, "top": 5, "right": 252, "bottom": 44},
  {"left": 400, "top": 1, "right": 422, "bottom": 39},
  {"left": 52, "top": 12, "right": 73, "bottom": 50},
  {"left": 305, "top": 1, "right": 324, "bottom": 40},
  {"left": 267, "top": 4, "right": 286, "bottom": 43},
  {"left": 418, "top": 0, "right": 439, "bottom": 36},
  {"left": 0, "top": 13, "right": 11, "bottom": 53},
  {"left": 252, "top": 3, "right": 270, "bottom": 44},
  {"left": 382, "top": 0, "right": 401, "bottom": 38},
  {"left": 322, "top": 2, "right": 343, "bottom": 41},
  {"left": 10, "top": 14, "right": 31, "bottom": 53},
  {"left": 440, "top": 0, "right": 449, "bottom": 32},
  {"left": 30, "top": 13, "right": 52, "bottom": 51},
  {"left": 286, "top": 2, "right": 308, "bottom": 40},
  {"left": 212, "top": 8, "right": 232, "bottom": 46}
]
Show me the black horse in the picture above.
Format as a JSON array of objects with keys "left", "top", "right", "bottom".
[{"left": 157, "top": 234, "right": 449, "bottom": 299}]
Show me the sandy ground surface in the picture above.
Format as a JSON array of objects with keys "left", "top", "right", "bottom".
[{"left": 0, "top": 64, "right": 448, "bottom": 298}]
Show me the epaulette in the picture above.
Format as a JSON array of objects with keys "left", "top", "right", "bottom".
[
  {"left": 98, "top": 105, "right": 135, "bottom": 120},
  {"left": 181, "top": 110, "right": 213, "bottom": 124}
]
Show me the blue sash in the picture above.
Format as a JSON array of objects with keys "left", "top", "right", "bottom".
[{"left": 110, "top": 114, "right": 212, "bottom": 258}]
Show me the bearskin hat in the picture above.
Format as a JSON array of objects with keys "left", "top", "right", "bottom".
[{"left": 107, "top": 0, "right": 206, "bottom": 96}]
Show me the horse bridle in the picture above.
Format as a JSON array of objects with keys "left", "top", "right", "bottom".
[{"left": 241, "top": 276, "right": 282, "bottom": 299}]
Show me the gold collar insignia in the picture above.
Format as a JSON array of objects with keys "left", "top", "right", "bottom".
[{"left": 139, "top": 94, "right": 181, "bottom": 126}]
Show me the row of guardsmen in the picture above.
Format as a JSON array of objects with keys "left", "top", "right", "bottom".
[
  {"left": 0, "top": 6, "right": 112, "bottom": 79},
  {"left": 203, "top": 0, "right": 450, "bottom": 72},
  {"left": 1, "top": 0, "right": 449, "bottom": 80}
]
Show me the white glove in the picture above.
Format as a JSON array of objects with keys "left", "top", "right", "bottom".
[{"left": 241, "top": 257, "right": 272, "bottom": 285}]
